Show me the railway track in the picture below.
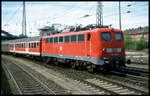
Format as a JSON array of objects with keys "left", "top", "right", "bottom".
[
  {"left": 109, "top": 66, "right": 149, "bottom": 89},
  {"left": 2, "top": 54, "right": 149, "bottom": 95},
  {"left": 71, "top": 77, "right": 148, "bottom": 95},
  {"left": 43, "top": 64, "right": 148, "bottom": 95},
  {"left": 125, "top": 66, "right": 149, "bottom": 74},
  {"left": 2, "top": 59, "right": 56, "bottom": 95}
]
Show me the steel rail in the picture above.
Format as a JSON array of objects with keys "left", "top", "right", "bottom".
[
  {"left": 114, "top": 68, "right": 149, "bottom": 78},
  {"left": 2, "top": 63, "right": 23, "bottom": 95},
  {"left": 111, "top": 71, "right": 148, "bottom": 80},
  {"left": 108, "top": 75, "right": 148, "bottom": 88},
  {"left": 12, "top": 61, "right": 56, "bottom": 95},
  {"left": 99, "top": 76, "right": 149, "bottom": 95},
  {"left": 125, "top": 67, "right": 149, "bottom": 73}
]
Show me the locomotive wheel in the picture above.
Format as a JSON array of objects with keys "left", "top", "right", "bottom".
[
  {"left": 71, "top": 62, "right": 76, "bottom": 69},
  {"left": 87, "top": 66, "right": 94, "bottom": 72},
  {"left": 45, "top": 58, "right": 50, "bottom": 64}
]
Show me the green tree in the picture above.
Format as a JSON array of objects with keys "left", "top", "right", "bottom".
[
  {"left": 135, "top": 37, "right": 148, "bottom": 50},
  {"left": 124, "top": 34, "right": 132, "bottom": 50}
]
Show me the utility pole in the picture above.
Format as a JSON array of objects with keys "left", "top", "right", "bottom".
[
  {"left": 22, "top": 1, "right": 27, "bottom": 37},
  {"left": 96, "top": 2, "right": 103, "bottom": 26},
  {"left": 119, "top": 1, "right": 121, "bottom": 30}
]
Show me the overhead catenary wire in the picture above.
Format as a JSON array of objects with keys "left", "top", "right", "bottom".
[
  {"left": 6, "top": 4, "right": 22, "bottom": 25},
  {"left": 30, "top": 2, "right": 148, "bottom": 26}
]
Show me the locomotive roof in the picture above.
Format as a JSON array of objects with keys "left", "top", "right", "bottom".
[
  {"left": 43, "top": 28, "right": 98, "bottom": 38},
  {"left": 43, "top": 28, "right": 122, "bottom": 38},
  {"left": 2, "top": 36, "right": 41, "bottom": 44}
]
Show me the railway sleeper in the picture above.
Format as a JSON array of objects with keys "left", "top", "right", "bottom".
[
  {"left": 100, "top": 84, "right": 113, "bottom": 87},
  {"left": 23, "top": 86, "right": 45, "bottom": 90},
  {"left": 22, "top": 88, "right": 46, "bottom": 92},
  {"left": 119, "top": 91, "right": 136, "bottom": 95},
  {"left": 113, "top": 89, "right": 130, "bottom": 93},
  {"left": 108, "top": 87, "right": 123, "bottom": 91}
]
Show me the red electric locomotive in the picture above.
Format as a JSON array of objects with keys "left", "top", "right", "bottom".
[{"left": 41, "top": 27, "right": 128, "bottom": 71}]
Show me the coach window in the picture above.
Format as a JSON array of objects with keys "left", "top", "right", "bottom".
[
  {"left": 78, "top": 34, "right": 84, "bottom": 42},
  {"left": 50, "top": 37, "right": 53, "bottom": 43},
  {"left": 31, "top": 43, "right": 33, "bottom": 48},
  {"left": 64, "top": 35, "right": 70, "bottom": 43},
  {"left": 71, "top": 35, "right": 76, "bottom": 42},
  {"left": 54, "top": 37, "right": 58, "bottom": 43},
  {"left": 37, "top": 42, "right": 39, "bottom": 48},
  {"left": 34, "top": 42, "right": 36, "bottom": 48},
  {"left": 59, "top": 36, "right": 63, "bottom": 43}
]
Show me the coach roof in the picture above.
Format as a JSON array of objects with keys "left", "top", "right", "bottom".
[{"left": 2, "top": 36, "right": 41, "bottom": 44}]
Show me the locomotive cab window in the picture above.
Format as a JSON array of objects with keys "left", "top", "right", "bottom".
[
  {"left": 101, "top": 32, "right": 112, "bottom": 41},
  {"left": 115, "top": 33, "right": 123, "bottom": 41}
]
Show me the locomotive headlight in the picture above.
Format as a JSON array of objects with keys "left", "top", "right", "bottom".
[
  {"left": 106, "top": 48, "right": 112, "bottom": 53},
  {"left": 117, "top": 48, "right": 121, "bottom": 52}
]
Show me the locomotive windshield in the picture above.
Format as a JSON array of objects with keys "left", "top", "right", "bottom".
[
  {"left": 101, "top": 32, "right": 112, "bottom": 41},
  {"left": 115, "top": 33, "right": 123, "bottom": 41}
]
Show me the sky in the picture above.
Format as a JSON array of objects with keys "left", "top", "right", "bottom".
[{"left": 2, "top": 1, "right": 149, "bottom": 36}]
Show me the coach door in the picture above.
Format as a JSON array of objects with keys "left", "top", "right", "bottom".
[
  {"left": 26, "top": 42, "right": 29, "bottom": 53},
  {"left": 13, "top": 43, "right": 15, "bottom": 52},
  {"left": 86, "top": 33, "right": 91, "bottom": 56}
]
